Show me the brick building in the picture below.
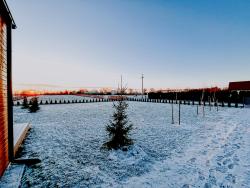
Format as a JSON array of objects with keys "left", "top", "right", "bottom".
[{"left": 229, "top": 81, "right": 250, "bottom": 106}]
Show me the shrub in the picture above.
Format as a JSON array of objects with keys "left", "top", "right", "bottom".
[
  {"left": 22, "top": 97, "right": 29, "bottom": 109},
  {"left": 29, "top": 97, "right": 40, "bottom": 113}
]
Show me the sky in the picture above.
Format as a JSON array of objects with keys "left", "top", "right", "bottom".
[{"left": 7, "top": 0, "right": 250, "bottom": 91}]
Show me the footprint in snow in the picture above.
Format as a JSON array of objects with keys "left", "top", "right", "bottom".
[
  {"left": 206, "top": 160, "right": 210, "bottom": 167},
  {"left": 222, "top": 159, "right": 231, "bottom": 165},
  {"left": 201, "top": 150, "right": 207, "bottom": 155},
  {"left": 189, "top": 157, "right": 196, "bottom": 163},
  {"left": 233, "top": 155, "right": 240, "bottom": 163},
  {"left": 208, "top": 174, "right": 217, "bottom": 185},
  {"left": 228, "top": 164, "right": 234, "bottom": 169},
  {"left": 216, "top": 165, "right": 227, "bottom": 173},
  {"left": 182, "top": 184, "right": 190, "bottom": 188},
  {"left": 212, "top": 139, "right": 219, "bottom": 144},
  {"left": 216, "top": 155, "right": 224, "bottom": 162},
  {"left": 204, "top": 182, "right": 212, "bottom": 188},
  {"left": 198, "top": 171, "right": 205, "bottom": 181},
  {"left": 224, "top": 151, "right": 234, "bottom": 158},
  {"left": 225, "top": 174, "right": 236, "bottom": 184},
  {"left": 232, "top": 143, "right": 240, "bottom": 149}
]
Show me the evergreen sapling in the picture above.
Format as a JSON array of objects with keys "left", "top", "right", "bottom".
[
  {"left": 29, "top": 97, "right": 40, "bottom": 113},
  {"left": 104, "top": 89, "right": 133, "bottom": 150}
]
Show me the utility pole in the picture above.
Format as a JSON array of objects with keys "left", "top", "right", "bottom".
[
  {"left": 121, "top": 75, "right": 123, "bottom": 90},
  {"left": 141, "top": 73, "right": 144, "bottom": 96}
]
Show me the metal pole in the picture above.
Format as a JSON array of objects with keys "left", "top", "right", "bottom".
[
  {"left": 209, "top": 96, "right": 211, "bottom": 111},
  {"left": 121, "top": 75, "right": 123, "bottom": 90},
  {"left": 203, "top": 101, "right": 205, "bottom": 117},
  {"left": 243, "top": 96, "right": 245, "bottom": 108},
  {"left": 7, "top": 23, "right": 14, "bottom": 161},
  {"left": 141, "top": 74, "right": 144, "bottom": 97},
  {"left": 175, "top": 92, "right": 177, "bottom": 104},
  {"left": 171, "top": 102, "right": 174, "bottom": 124},
  {"left": 179, "top": 102, "right": 181, "bottom": 125}
]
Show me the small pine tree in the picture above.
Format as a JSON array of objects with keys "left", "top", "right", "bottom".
[
  {"left": 104, "top": 89, "right": 133, "bottom": 150},
  {"left": 29, "top": 97, "right": 40, "bottom": 113},
  {"left": 22, "top": 97, "right": 29, "bottom": 109}
]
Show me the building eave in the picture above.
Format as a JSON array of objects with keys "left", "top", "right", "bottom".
[{"left": 1, "top": 0, "right": 16, "bottom": 29}]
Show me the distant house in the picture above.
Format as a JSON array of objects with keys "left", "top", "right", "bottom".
[
  {"left": 0, "top": 0, "right": 16, "bottom": 176},
  {"left": 229, "top": 81, "right": 250, "bottom": 106},
  {"left": 229, "top": 81, "right": 250, "bottom": 91}
]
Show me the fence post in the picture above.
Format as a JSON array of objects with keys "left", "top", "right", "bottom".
[
  {"left": 235, "top": 102, "right": 238, "bottom": 108},
  {"left": 197, "top": 105, "right": 198, "bottom": 115},
  {"left": 203, "top": 101, "right": 205, "bottom": 117},
  {"left": 209, "top": 97, "right": 211, "bottom": 111},
  {"left": 179, "top": 102, "right": 181, "bottom": 125},
  {"left": 172, "top": 102, "right": 174, "bottom": 124},
  {"left": 243, "top": 96, "right": 245, "bottom": 108}
]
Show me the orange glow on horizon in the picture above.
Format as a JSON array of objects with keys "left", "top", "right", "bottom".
[{"left": 13, "top": 86, "right": 226, "bottom": 97}]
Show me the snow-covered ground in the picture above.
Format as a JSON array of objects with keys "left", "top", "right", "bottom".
[{"left": 13, "top": 100, "right": 250, "bottom": 187}]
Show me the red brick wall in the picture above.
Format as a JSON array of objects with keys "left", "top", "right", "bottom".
[{"left": 0, "top": 15, "right": 9, "bottom": 176}]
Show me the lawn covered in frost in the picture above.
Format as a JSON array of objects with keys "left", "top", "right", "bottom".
[{"left": 13, "top": 100, "right": 250, "bottom": 187}]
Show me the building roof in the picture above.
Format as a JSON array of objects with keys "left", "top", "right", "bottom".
[
  {"left": 228, "top": 81, "right": 250, "bottom": 91},
  {"left": 0, "top": 0, "right": 16, "bottom": 29}
]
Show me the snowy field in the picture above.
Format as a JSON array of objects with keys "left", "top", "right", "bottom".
[{"left": 13, "top": 100, "right": 250, "bottom": 187}]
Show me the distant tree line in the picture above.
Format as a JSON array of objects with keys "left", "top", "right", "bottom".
[{"left": 148, "top": 89, "right": 250, "bottom": 104}]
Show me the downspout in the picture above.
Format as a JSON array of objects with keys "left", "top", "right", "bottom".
[{"left": 7, "top": 22, "right": 14, "bottom": 162}]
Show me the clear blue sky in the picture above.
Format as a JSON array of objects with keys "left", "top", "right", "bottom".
[{"left": 8, "top": 0, "right": 250, "bottom": 90}]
